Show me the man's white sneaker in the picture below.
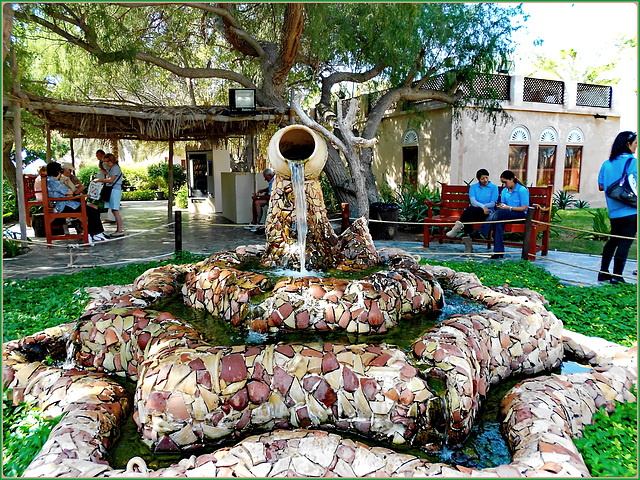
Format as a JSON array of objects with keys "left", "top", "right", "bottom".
[
  {"left": 93, "top": 233, "right": 108, "bottom": 242},
  {"left": 87, "top": 235, "right": 95, "bottom": 246},
  {"left": 446, "top": 221, "right": 463, "bottom": 238}
]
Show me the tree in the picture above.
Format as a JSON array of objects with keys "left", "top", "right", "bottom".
[{"left": 10, "top": 3, "right": 524, "bottom": 217}]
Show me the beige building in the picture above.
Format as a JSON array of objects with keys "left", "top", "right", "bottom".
[{"left": 372, "top": 75, "right": 621, "bottom": 208}]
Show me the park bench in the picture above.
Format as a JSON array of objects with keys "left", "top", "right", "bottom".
[
  {"left": 24, "top": 173, "right": 90, "bottom": 247},
  {"left": 422, "top": 183, "right": 553, "bottom": 260}
]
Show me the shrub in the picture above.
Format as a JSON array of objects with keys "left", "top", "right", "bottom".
[
  {"left": 2, "top": 180, "right": 18, "bottom": 221},
  {"left": 553, "top": 190, "right": 577, "bottom": 210},
  {"left": 378, "top": 180, "right": 395, "bottom": 204},
  {"left": 121, "top": 164, "right": 155, "bottom": 191},
  {"left": 3, "top": 237, "right": 28, "bottom": 258},
  {"left": 121, "top": 189, "right": 157, "bottom": 201},
  {"left": 147, "top": 162, "right": 186, "bottom": 191},
  {"left": 577, "top": 208, "right": 610, "bottom": 241},
  {"left": 175, "top": 184, "right": 189, "bottom": 209},
  {"left": 319, "top": 173, "right": 339, "bottom": 214},
  {"left": 77, "top": 165, "right": 99, "bottom": 186},
  {"left": 575, "top": 199, "right": 590, "bottom": 209},
  {"left": 394, "top": 183, "right": 440, "bottom": 224}
]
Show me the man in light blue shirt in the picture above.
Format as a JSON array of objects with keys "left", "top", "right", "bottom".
[{"left": 446, "top": 169, "right": 499, "bottom": 239}]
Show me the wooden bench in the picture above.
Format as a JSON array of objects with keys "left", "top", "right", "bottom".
[
  {"left": 422, "top": 183, "right": 553, "bottom": 259},
  {"left": 35, "top": 174, "right": 90, "bottom": 248}
]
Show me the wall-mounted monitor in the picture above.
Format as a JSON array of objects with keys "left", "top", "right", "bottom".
[{"left": 229, "top": 88, "right": 256, "bottom": 113}]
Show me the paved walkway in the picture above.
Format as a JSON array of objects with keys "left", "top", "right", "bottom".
[{"left": 3, "top": 200, "right": 637, "bottom": 286}]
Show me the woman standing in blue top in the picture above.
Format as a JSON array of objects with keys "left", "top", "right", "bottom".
[
  {"left": 597, "top": 131, "right": 637, "bottom": 284},
  {"left": 446, "top": 168, "right": 499, "bottom": 239},
  {"left": 465, "top": 170, "right": 529, "bottom": 259}
]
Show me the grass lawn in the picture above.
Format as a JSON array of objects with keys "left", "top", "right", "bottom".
[{"left": 549, "top": 208, "right": 637, "bottom": 259}]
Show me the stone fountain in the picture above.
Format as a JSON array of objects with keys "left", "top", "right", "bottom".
[{"left": 3, "top": 126, "right": 637, "bottom": 477}]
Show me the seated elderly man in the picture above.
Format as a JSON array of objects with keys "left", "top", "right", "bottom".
[
  {"left": 60, "top": 162, "right": 86, "bottom": 195},
  {"left": 251, "top": 168, "right": 275, "bottom": 226}
]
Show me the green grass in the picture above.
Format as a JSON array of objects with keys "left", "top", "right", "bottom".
[{"left": 551, "top": 208, "right": 637, "bottom": 259}]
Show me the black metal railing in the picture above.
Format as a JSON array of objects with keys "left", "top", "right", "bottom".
[
  {"left": 523, "top": 77, "right": 564, "bottom": 104},
  {"left": 576, "top": 83, "right": 612, "bottom": 108}
]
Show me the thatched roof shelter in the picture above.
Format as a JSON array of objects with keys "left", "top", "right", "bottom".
[{"left": 10, "top": 90, "right": 291, "bottom": 142}]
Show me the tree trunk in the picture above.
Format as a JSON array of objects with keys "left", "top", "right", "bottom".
[
  {"left": 322, "top": 142, "right": 358, "bottom": 214},
  {"left": 3, "top": 137, "right": 16, "bottom": 194}
]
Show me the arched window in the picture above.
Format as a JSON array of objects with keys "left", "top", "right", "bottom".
[
  {"left": 536, "top": 127, "right": 558, "bottom": 187},
  {"left": 564, "top": 128, "right": 584, "bottom": 192},
  {"left": 402, "top": 129, "right": 418, "bottom": 187},
  {"left": 508, "top": 126, "right": 530, "bottom": 181}
]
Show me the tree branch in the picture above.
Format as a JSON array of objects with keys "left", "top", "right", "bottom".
[{"left": 291, "top": 92, "right": 348, "bottom": 156}]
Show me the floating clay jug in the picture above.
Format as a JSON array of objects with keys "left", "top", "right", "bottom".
[{"left": 261, "top": 125, "right": 378, "bottom": 271}]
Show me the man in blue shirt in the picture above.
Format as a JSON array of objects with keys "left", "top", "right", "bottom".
[{"left": 446, "top": 169, "right": 499, "bottom": 239}]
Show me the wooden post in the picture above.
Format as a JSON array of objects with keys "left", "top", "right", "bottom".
[
  {"left": 46, "top": 124, "right": 51, "bottom": 162},
  {"left": 174, "top": 210, "right": 182, "bottom": 253},
  {"left": 521, "top": 208, "right": 535, "bottom": 261},
  {"left": 341, "top": 202, "right": 350, "bottom": 233},
  {"left": 70, "top": 137, "right": 75, "bottom": 168},
  {"left": 167, "top": 139, "right": 174, "bottom": 224},
  {"left": 11, "top": 47, "right": 27, "bottom": 243}
]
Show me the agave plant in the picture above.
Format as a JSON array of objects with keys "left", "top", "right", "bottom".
[
  {"left": 576, "top": 208, "right": 611, "bottom": 240},
  {"left": 575, "top": 199, "right": 591, "bottom": 209},
  {"left": 553, "top": 190, "right": 577, "bottom": 210}
]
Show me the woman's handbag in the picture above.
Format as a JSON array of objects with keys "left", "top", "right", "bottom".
[
  {"left": 87, "top": 180, "right": 103, "bottom": 201},
  {"left": 606, "top": 157, "right": 637, "bottom": 207}
]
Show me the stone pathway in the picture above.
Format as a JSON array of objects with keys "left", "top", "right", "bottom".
[{"left": 3, "top": 200, "right": 637, "bottom": 285}]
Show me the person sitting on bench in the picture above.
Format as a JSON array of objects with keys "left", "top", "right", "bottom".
[
  {"left": 446, "top": 168, "right": 499, "bottom": 239},
  {"left": 46, "top": 162, "right": 108, "bottom": 243},
  {"left": 251, "top": 168, "right": 275, "bottom": 225}
]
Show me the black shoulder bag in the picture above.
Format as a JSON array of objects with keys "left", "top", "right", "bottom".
[
  {"left": 99, "top": 172, "right": 122, "bottom": 203},
  {"left": 606, "top": 157, "right": 637, "bottom": 208}
]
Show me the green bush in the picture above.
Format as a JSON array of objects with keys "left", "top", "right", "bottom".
[
  {"left": 3, "top": 180, "right": 18, "bottom": 221},
  {"left": 319, "top": 173, "right": 339, "bottom": 214},
  {"left": 378, "top": 180, "right": 395, "bottom": 204},
  {"left": 394, "top": 183, "right": 440, "bottom": 224},
  {"left": 3, "top": 237, "right": 28, "bottom": 258},
  {"left": 553, "top": 190, "right": 577, "bottom": 209},
  {"left": 175, "top": 184, "right": 189, "bottom": 209},
  {"left": 2, "top": 391, "right": 63, "bottom": 477},
  {"left": 577, "top": 208, "right": 611, "bottom": 241},
  {"left": 77, "top": 165, "right": 99, "bottom": 186},
  {"left": 147, "top": 162, "right": 186, "bottom": 191},
  {"left": 121, "top": 164, "right": 155, "bottom": 191},
  {"left": 121, "top": 189, "right": 157, "bottom": 201}
]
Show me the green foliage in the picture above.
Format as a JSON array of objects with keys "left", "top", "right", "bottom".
[
  {"left": 574, "top": 393, "right": 637, "bottom": 477},
  {"left": 577, "top": 208, "right": 611, "bottom": 240},
  {"left": 393, "top": 184, "right": 440, "bottom": 223},
  {"left": 147, "top": 163, "right": 187, "bottom": 191},
  {"left": 122, "top": 164, "right": 155, "bottom": 191},
  {"left": 3, "top": 237, "right": 28, "bottom": 259},
  {"left": 77, "top": 166, "right": 100, "bottom": 186},
  {"left": 319, "top": 173, "right": 339, "bottom": 214},
  {"left": 378, "top": 180, "right": 395, "bottom": 204},
  {"left": 553, "top": 190, "right": 577, "bottom": 210},
  {"left": 575, "top": 199, "right": 590, "bottom": 209},
  {"left": 175, "top": 185, "right": 189, "bottom": 209},
  {"left": 422, "top": 259, "right": 637, "bottom": 347},
  {"left": 2, "top": 391, "right": 63, "bottom": 477},
  {"left": 121, "top": 189, "right": 157, "bottom": 201},
  {"left": 3, "top": 180, "right": 18, "bottom": 221}
]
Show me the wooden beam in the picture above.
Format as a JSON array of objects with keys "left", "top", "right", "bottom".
[
  {"left": 167, "top": 139, "right": 174, "bottom": 224},
  {"left": 11, "top": 47, "right": 27, "bottom": 243}
]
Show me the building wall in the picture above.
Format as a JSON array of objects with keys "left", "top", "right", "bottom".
[
  {"left": 372, "top": 107, "right": 453, "bottom": 192},
  {"left": 373, "top": 76, "right": 621, "bottom": 208}
]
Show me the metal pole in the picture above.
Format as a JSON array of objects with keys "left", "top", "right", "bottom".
[
  {"left": 174, "top": 210, "right": 182, "bottom": 254},
  {"left": 521, "top": 208, "right": 535, "bottom": 261}
]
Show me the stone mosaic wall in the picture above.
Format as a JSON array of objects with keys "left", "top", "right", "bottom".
[
  {"left": 262, "top": 177, "right": 339, "bottom": 270},
  {"left": 412, "top": 265, "right": 564, "bottom": 444},
  {"left": 2, "top": 250, "right": 637, "bottom": 477}
]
